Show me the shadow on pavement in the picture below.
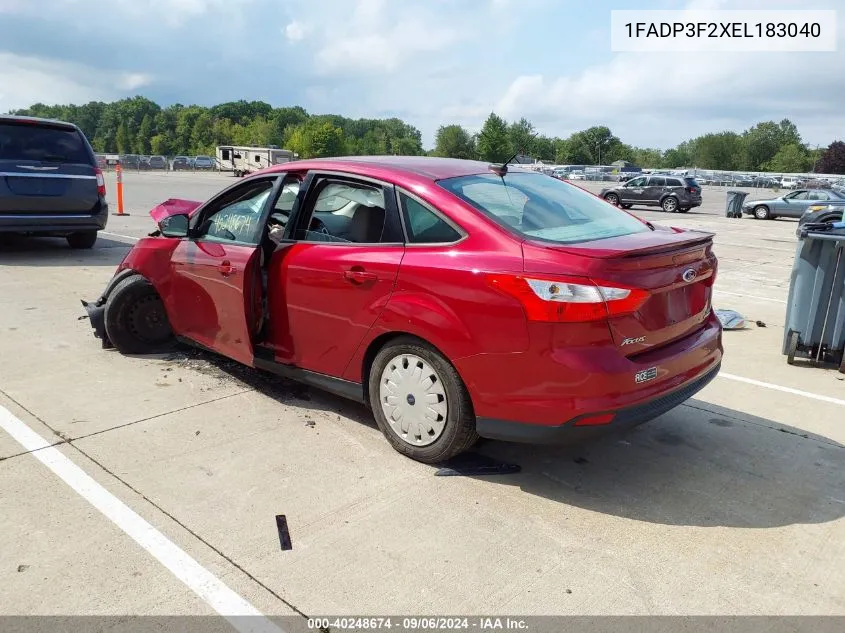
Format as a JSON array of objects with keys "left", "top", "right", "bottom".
[
  {"left": 469, "top": 399, "right": 845, "bottom": 529},
  {"left": 155, "top": 346, "right": 845, "bottom": 530},
  {"left": 0, "top": 235, "right": 129, "bottom": 268}
]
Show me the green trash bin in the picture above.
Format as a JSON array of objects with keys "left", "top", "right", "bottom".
[{"left": 725, "top": 190, "right": 748, "bottom": 218}]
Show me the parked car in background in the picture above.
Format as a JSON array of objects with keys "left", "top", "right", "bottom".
[
  {"left": 193, "top": 155, "right": 215, "bottom": 170},
  {"left": 742, "top": 188, "right": 845, "bottom": 220},
  {"left": 171, "top": 156, "right": 191, "bottom": 171},
  {"left": 0, "top": 115, "right": 108, "bottom": 248},
  {"left": 569, "top": 171, "right": 585, "bottom": 180},
  {"left": 780, "top": 177, "right": 801, "bottom": 189},
  {"left": 119, "top": 154, "right": 141, "bottom": 169},
  {"left": 601, "top": 174, "right": 702, "bottom": 213},
  {"left": 800, "top": 178, "right": 832, "bottom": 189},
  {"left": 81, "top": 157, "right": 722, "bottom": 463},
  {"left": 148, "top": 155, "right": 167, "bottom": 170}
]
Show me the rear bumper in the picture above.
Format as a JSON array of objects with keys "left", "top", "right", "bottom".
[
  {"left": 476, "top": 361, "right": 721, "bottom": 444},
  {"left": 0, "top": 203, "right": 108, "bottom": 234}
]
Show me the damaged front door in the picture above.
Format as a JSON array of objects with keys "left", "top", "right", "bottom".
[{"left": 165, "top": 176, "right": 281, "bottom": 366}]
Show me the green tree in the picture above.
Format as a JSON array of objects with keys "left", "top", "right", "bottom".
[
  {"left": 310, "top": 122, "right": 345, "bottom": 157},
  {"left": 631, "top": 147, "right": 662, "bottom": 168},
  {"left": 476, "top": 113, "right": 511, "bottom": 162},
  {"left": 508, "top": 117, "right": 536, "bottom": 156},
  {"left": 116, "top": 122, "right": 131, "bottom": 154},
  {"left": 150, "top": 133, "right": 172, "bottom": 155},
  {"left": 136, "top": 114, "right": 154, "bottom": 154},
  {"left": 765, "top": 143, "right": 813, "bottom": 172},
  {"left": 816, "top": 141, "right": 845, "bottom": 174},
  {"left": 434, "top": 124, "right": 476, "bottom": 159}
]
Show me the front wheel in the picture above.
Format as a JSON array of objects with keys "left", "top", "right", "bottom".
[
  {"left": 368, "top": 337, "right": 478, "bottom": 464},
  {"left": 754, "top": 205, "right": 771, "bottom": 220},
  {"left": 104, "top": 275, "right": 174, "bottom": 355},
  {"left": 604, "top": 193, "right": 619, "bottom": 206},
  {"left": 67, "top": 230, "right": 97, "bottom": 249},
  {"left": 662, "top": 196, "right": 679, "bottom": 213}
]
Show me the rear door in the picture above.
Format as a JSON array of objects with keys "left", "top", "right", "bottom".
[
  {"left": 642, "top": 176, "right": 666, "bottom": 203},
  {"left": 265, "top": 172, "right": 406, "bottom": 377},
  {"left": 165, "top": 175, "right": 283, "bottom": 365},
  {"left": 0, "top": 119, "right": 100, "bottom": 216}
]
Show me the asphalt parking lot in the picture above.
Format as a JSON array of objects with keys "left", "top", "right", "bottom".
[{"left": 1, "top": 171, "right": 844, "bottom": 624}]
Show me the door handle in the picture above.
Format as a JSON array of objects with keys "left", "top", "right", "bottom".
[
  {"left": 344, "top": 269, "right": 378, "bottom": 284},
  {"left": 218, "top": 260, "right": 237, "bottom": 276}
]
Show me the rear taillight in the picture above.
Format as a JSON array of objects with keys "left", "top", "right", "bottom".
[
  {"left": 686, "top": 186, "right": 699, "bottom": 194},
  {"left": 485, "top": 273, "right": 649, "bottom": 323},
  {"left": 95, "top": 167, "right": 106, "bottom": 198}
]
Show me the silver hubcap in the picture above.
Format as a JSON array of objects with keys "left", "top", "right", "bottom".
[
  {"left": 755, "top": 207, "right": 767, "bottom": 218},
  {"left": 379, "top": 354, "right": 447, "bottom": 447},
  {"left": 607, "top": 195, "right": 618, "bottom": 205},
  {"left": 664, "top": 198, "right": 677, "bottom": 212}
]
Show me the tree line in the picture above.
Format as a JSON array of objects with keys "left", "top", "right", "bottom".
[
  {"left": 10, "top": 96, "right": 845, "bottom": 173},
  {"left": 440, "top": 114, "right": 844, "bottom": 174}
]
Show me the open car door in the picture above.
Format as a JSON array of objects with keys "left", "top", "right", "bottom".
[{"left": 164, "top": 174, "right": 299, "bottom": 366}]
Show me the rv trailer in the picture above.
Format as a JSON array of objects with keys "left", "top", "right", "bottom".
[{"left": 216, "top": 146, "right": 298, "bottom": 177}]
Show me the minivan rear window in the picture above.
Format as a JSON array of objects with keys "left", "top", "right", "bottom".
[
  {"left": 438, "top": 172, "right": 649, "bottom": 244},
  {"left": 0, "top": 122, "right": 91, "bottom": 163}
]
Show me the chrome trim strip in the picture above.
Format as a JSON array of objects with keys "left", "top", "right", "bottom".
[{"left": 0, "top": 172, "right": 96, "bottom": 180}]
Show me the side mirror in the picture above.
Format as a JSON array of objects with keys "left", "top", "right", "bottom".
[{"left": 159, "top": 213, "right": 190, "bottom": 238}]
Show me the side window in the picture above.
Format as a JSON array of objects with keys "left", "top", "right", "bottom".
[
  {"left": 808, "top": 191, "right": 828, "bottom": 200},
  {"left": 649, "top": 176, "right": 666, "bottom": 187},
  {"left": 627, "top": 177, "right": 646, "bottom": 187},
  {"left": 221, "top": 149, "right": 230, "bottom": 161},
  {"left": 195, "top": 179, "right": 276, "bottom": 244},
  {"left": 296, "top": 179, "right": 389, "bottom": 244},
  {"left": 791, "top": 191, "right": 809, "bottom": 200},
  {"left": 399, "top": 193, "right": 462, "bottom": 244},
  {"left": 667, "top": 178, "right": 682, "bottom": 187}
]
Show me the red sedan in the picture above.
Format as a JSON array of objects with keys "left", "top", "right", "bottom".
[{"left": 82, "top": 157, "right": 722, "bottom": 463}]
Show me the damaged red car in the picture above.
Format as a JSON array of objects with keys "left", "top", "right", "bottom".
[{"left": 82, "top": 157, "right": 722, "bottom": 463}]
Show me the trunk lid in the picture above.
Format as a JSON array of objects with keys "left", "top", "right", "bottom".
[{"left": 522, "top": 227, "right": 717, "bottom": 354}]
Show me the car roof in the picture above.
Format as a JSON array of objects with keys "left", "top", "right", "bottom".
[
  {"left": 266, "top": 156, "right": 527, "bottom": 181},
  {"left": 0, "top": 114, "right": 79, "bottom": 130}
]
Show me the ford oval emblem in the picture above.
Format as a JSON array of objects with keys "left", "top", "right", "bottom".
[{"left": 682, "top": 268, "right": 697, "bottom": 283}]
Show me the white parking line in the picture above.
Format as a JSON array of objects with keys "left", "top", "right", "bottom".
[
  {"left": 714, "top": 289, "right": 787, "bottom": 304},
  {"left": 0, "top": 405, "right": 283, "bottom": 633},
  {"left": 101, "top": 231, "right": 140, "bottom": 242},
  {"left": 719, "top": 372, "right": 845, "bottom": 407}
]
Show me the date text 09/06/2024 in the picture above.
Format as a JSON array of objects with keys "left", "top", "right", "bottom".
[
  {"left": 307, "top": 617, "right": 529, "bottom": 630},
  {"left": 624, "top": 22, "right": 821, "bottom": 39}
]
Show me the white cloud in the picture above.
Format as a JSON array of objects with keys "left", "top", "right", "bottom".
[
  {"left": 285, "top": 20, "right": 307, "bottom": 42},
  {"left": 313, "top": 0, "right": 461, "bottom": 74},
  {"left": 0, "top": 53, "right": 154, "bottom": 112},
  {"left": 483, "top": 0, "right": 845, "bottom": 147}
]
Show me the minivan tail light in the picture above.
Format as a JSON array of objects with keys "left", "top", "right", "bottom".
[
  {"left": 485, "top": 273, "right": 649, "bottom": 322},
  {"left": 95, "top": 167, "right": 106, "bottom": 198}
]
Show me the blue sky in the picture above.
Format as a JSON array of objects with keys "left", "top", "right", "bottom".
[{"left": 0, "top": 0, "right": 842, "bottom": 150}]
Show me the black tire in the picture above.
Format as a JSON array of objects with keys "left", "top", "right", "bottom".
[
  {"left": 621, "top": 204, "right": 633, "bottom": 209},
  {"left": 604, "top": 193, "right": 619, "bottom": 206},
  {"left": 104, "top": 275, "right": 174, "bottom": 355},
  {"left": 662, "top": 196, "right": 679, "bottom": 213},
  {"left": 368, "top": 336, "right": 478, "bottom": 464},
  {"left": 753, "top": 205, "right": 770, "bottom": 220},
  {"left": 67, "top": 230, "right": 97, "bottom": 249}
]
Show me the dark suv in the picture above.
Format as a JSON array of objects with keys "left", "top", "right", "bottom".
[
  {"left": 0, "top": 115, "right": 108, "bottom": 248},
  {"left": 599, "top": 174, "right": 702, "bottom": 213}
]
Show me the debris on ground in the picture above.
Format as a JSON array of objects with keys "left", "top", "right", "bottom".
[
  {"left": 715, "top": 309, "right": 747, "bottom": 330},
  {"left": 756, "top": 320, "right": 767, "bottom": 328}
]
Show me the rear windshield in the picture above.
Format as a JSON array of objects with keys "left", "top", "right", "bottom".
[
  {"left": 438, "top": 171, "right": 649, "bottom": 244},
  {"left": 0, "top": 122, "right": 91, "bottom": 163},
  {"left": 684, "top": 177, "right": 699, "bottom": 186}
]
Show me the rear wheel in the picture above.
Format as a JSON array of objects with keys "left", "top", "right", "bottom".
[
  {"left": 104, "top": 275, "right": 174, "bottom": 355},
  {"left": 754, "top": 205, "right": 771, "bottom": 220},
  {"left": 67, "top": 230, "right": 97, "bottom": 249},
  {"left": 368, "top": 337, "right": 478, "bottom": 464},
  {"left": 604, "top": 193, "right": 619, "bottom": 206},
  {"left": 662, "top": 196, "right": 679, "bottom": 213}
]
